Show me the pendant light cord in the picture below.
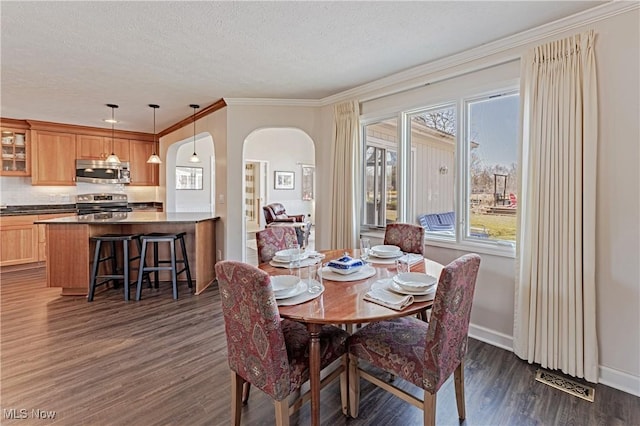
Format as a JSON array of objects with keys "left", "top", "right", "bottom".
[
  {"left": 185, "top": 104, "right": 200, "bottom": 163},
  {"left": 105, "top": 104, "right": 120, "bottom": 163},
  {"left": 147, "top": 104, "right": 162, "bottom": 163},
  {"left": 190, "top": 104, "right": 200, "bottom": 158}
]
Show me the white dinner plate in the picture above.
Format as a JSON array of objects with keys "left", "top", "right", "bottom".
[
  {"left": 270, "top": 275, "right": 300, "bottom": 293},
  {"left": 372, "top": 279, "right": 437, "bottom": 301},
  {"left": 269, "top": 257, "right": 319, "bottom": 269},
  {"left": 370, "top": 245, "right": 402, "bottom": 258},
  {"left": 274, "top": 280, "right": 308, "bottom": 300},
  {"left": 368, "top": 251, "right": 404, "bottom": 260},
  {"left": 389, "top": 279, "right": 437, "bottom": 296},
  {"left": 273, "top": 249, "right": 310, "bottom": 262},
  {"left": 393, "top": 272, "right": 437, "bottom": 290}
]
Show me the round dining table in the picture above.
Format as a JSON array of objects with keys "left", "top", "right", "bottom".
[{"left": 258, "top": 248, "right": 444, "bottom": 426}]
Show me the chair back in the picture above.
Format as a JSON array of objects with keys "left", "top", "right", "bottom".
[
  {"left": 215, "top": 261, "right": 292, "bottom": 400},
  {"left": 383, "top": 223, "right": 425, "bottom": 254},
  {"left": 256, "top": 227, "right": 298, "bottom": 263},
  {"left": 423, "top": 254, "right": 481, "bottom": 392}
]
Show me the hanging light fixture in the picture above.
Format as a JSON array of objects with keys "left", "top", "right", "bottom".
[
  {"left": 146, "top": 104, "right": 162, "bottom": 164},
  {"left": 105, "top": 104, "right": 121, "bottom": 164},
  {"left": 189, "top": 104, "right": 201, "bottom": 163}
]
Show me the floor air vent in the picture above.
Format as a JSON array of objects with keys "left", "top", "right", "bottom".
[{"left": 535, "top": 369, "right": 595, "bottom": 402}]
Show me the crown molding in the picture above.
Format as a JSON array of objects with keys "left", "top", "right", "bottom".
[
  {"left": 319, "top": 1, "right": 638, "bottom": 106},
  {"left": 223, "top": 98, "right": 322, "bottom": 107}
]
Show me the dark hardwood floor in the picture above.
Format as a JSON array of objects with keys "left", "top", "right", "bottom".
[{"left": 1, "top": 267, "right": 638, "bottom": 425}]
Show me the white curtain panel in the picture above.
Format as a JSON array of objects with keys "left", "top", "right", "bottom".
[
  {"left": 514, "top": 30, "right": 598, "bottom": 382},
  {"left": 330, "top": 100, "right": 361, "bottom": 249}
]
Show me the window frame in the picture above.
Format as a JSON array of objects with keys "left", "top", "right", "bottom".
[{"left": 360, "top": 79, "right": 520, "bottom": 258}]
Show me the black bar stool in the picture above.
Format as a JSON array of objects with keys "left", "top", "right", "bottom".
[
  {"left": 135, "top": 232, "right": 193, "bottom": 300},
  {"left": 88, "top": 233, "right": 150, "bottom": 302}
]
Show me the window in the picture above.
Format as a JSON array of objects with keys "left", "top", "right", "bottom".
[
  {"left": 408, "top": 105, "right": 457, "bottom": 238},
  {"left": 361, "top": 87, "right": 519, "bottom": 250},
  {"left": 466, "top": 92, "right": 519, "bottom": 243},
  {"left": 363, "top": 118, "right": 398, "bottom": 227}
]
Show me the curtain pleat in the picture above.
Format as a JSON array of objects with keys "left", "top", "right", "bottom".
[
  {"left": 330, "top": 100, "right": 361, "bottom": 249},
  {"left": 514, "top": 30, "right": 598, "bottom": 382}
]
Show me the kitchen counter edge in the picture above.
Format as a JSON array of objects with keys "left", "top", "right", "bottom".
[{"left": 34, "top": 212, "right": 220, "bottom": 225}]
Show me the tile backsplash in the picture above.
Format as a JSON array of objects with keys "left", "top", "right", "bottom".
[{"left": 0, "top": 177, "right": 159, "bottom": 205}]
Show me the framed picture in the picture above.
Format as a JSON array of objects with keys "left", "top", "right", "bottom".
[
  {"left": 274, "top": 171, "right": 294, "bottom": 190},
  {"left": 176, "top": 166, "right": 203, "bottom": 190}
]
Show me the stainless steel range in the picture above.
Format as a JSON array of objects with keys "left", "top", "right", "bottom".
[{"left": 76, "top": 193, "right": 133, "bottom": 215}]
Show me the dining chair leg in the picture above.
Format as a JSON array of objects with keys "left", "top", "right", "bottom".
[
  {"left": 348, "top": 354, "right": 361, "bottom": 418},
  {"left": 423, "top": 391, "right": 436, "bottom": 426},
  {"left": 454, "top": 360, "right": 466, "bottom": 420},
  {"left": 273, "top": 399, "right": 290, "bottom": 426},
  {"left": 242, "top": 382, "right": 251, "bottom": 405},
  {"left": 418, "top": 308, "right": 429, "bottom": 322},
  {"left": 340, "top": 354, "right": 349, "bottom": 416},
  {"left": 231, "top": 371, "right": 244, "bottom": 426}
]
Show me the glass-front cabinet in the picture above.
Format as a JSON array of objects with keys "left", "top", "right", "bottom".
[{"left": 1, "top": 127, "right": 30, "bottom": 176}]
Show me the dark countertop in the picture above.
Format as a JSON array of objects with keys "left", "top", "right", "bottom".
[
  {"left": 0, "top": 202, "right": 163, "bottom": 217},
  {"left": 0, "top": 204, "right": 77, "bottom": 217},
  {"left": 34, "top": 211, "right": 219, "bottom": 224}
]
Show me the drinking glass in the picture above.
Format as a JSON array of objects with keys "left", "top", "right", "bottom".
[
  {"left": 359, "top": 238, "right": 371, "bottom": 261},
  {"left": 395, "top": 258, "right": 410, "bottom": 274},
  {"left": 288, "top": 242, "right": 301, "bottom": 270},
  {"left": 307, "top": 262, "right": 323, "bottom": 294}
]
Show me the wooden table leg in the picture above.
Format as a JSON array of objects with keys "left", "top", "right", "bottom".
[{"left": 308, "top": 323, "right": 322, "bottom": 426}]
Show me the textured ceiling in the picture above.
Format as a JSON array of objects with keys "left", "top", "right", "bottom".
[{"left": 1, "top": 1, "right": 607, "bottom": 133}]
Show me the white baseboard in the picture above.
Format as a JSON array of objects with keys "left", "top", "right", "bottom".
[
  {"left": 468, "top": 323, "right": 514, "bottom": 352},
  {"left": 599, "top": 366, "right": 640, "bottom": 397},
  {"left": 468, "top": 322, "right": 640, "bottom": 397}
]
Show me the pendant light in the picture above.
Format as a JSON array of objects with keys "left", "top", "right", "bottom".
[
  {"left": 146, "top": 104, "right": 162, "bottom": 164},
  {"left": 189, "top": 104, "right": 201, "bottom": 163},
  {"left": 105, "top": 104, "right": 121, "bottom": 164}
]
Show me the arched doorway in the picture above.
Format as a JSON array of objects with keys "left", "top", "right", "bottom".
[
  {"left": 243, "top": 128, "right": 315, "bottom": 264},
  {"left": 166, "top": 133, "right": 215, "bottom": 213}
]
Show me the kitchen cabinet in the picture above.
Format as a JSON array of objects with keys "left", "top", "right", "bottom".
[
  {"left": 0, "top": 215, "right": 39, "bottom": 266},
  {"left": 37, "top": 213, "right": 76, "bottom": 261},
  {"left": 76, "top": 135, "right": 129, "bottom": 161},
  {"left": 31, "top": 130, "right": 76, "bottom": 185},
  {"left": 1, "top": 127, "right": 30, "bottom": 176},
  {"left": 129, "top": 140, "right": 159, "bottom": 186}
]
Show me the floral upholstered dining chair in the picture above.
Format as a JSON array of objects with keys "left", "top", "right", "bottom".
[
  {"left": 215, "top": 260, "right": 349, "bottom": 425},
  {"left": 255, "top": 227, "right": 299, "bottom": 263},
  {"left": 348, "top": 254, "right": 481, "bottom": 426},
  {"left": 384, "top": 223, "right": 425, "bottom": 255}
]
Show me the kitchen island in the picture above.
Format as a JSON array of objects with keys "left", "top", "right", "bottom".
[{"left": 35, "top": 212, "right": 219, "bottom": 296}]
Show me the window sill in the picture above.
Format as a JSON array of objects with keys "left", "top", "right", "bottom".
[{"left": 360, "top": 229, "right": 516, "bottom": 259}]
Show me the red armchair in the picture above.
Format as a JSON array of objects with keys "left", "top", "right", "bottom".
[
  {"left": 262, "top": 203, "right": 306, "bottom": 224},
  {"left": 263, "top": 203, "right": 311, "bottom": 247}
]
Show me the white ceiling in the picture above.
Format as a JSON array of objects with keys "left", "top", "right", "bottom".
[{"left": 1, "top": 1, "right": 607, "bottom": 133}]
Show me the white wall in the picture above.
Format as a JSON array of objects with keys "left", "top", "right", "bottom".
[
  {"left": 221, "top": 104, "right": 328, "bottom": 263},
  {"left": 244, "top": 128, "right": 315, "bottom": 225},
  {"left": 166, "top": 133, "right": 215, "bottom": 213}
]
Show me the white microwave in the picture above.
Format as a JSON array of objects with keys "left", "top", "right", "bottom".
[{"left": 75, "top": 160, "right": 131, "bottom": 184}]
